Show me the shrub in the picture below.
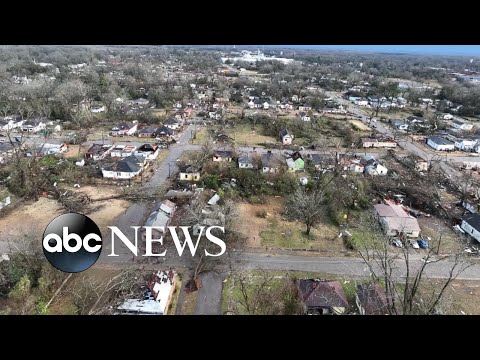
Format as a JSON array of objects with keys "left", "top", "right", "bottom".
[
  {"left": 9, "top": 274, "right": 31, "bottom": 301},
  {"left": 249, "top": 195, "right": 266, "bottom": 204},
  {"left": 256, "top": 209, "right": 268, "bottom": 218}
]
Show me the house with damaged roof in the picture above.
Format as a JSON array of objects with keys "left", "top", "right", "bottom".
[
  {"left": 460, "top": 213, "right": 480, "bottom": 244},
  {"left": 295, "top": 279, "right": 349, "bottom": 315},
  {"left": 373, "top": 202, "right": 420, "bottom": 238},
  {"left": 355, "top": 283, "right": 389, "bottom": 315}
]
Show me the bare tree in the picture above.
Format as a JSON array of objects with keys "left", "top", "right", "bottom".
[
  {"left": 225, "top": 271, "right": 303, "bottom": 315},
  {"left": 285, "top": 188, "right": 325, "bottom": 236},
  {"left": 70, "top": 267, "right": 142, "bottom": 315},
  {"left": 356, "top": 213, "right": 473, "bottom": 315}
]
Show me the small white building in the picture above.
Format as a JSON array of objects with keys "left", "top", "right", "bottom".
[
  {"left": 91, "top": 105, "right": 105, "bottom": 113},
  {"left": 355, "top": 99, "right": 369, "bottom": 106},
  {"left": 461, "top": 213, "right": 480, "bottom": 244},
  {"left": 451, "top": 120, "right": 473, "bottom": 131},
  {"left": 454, "top": 138, "right": 478, "bottom": 151},
  {"left": 426, "top": 136, "right": 455, "bottom": 151},
  {"left": 279, "top": 129, "right": 294, "bottom": 145},
  {"left": 365, "top": 163, "right": 388, "bottom": 176}
]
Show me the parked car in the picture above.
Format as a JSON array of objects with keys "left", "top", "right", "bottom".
[
  {"left": 391, "top": 238, "right": 403, "bottom": 248},
  {"left": 409, "top": 240, "right": 420, "bottom": 249},
  {"left": 417, "top": 239, "right": 429, "bottom": 249}
]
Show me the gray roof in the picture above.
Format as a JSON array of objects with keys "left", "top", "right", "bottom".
[
  {"left": 213, "top": 150, "right": 233, "bottom": 158},
  {"left": 452, "top": 120, "right": 465, "bottom": 126},
  {"left": 463, "top": 213, "right": 480, "bottom": 232},
  {"left": 238, "top": 152, "right": 254, "bottom": 164},
  {"left": 164, "top": 117, "right": 179, "bottom": 125},
  {"left": 279, "top": 128, "right": 290, "bottom": 138},
  {"left": 145, "top": 210, "right": 170, "bottom": 228},
  {"left": 428, "top": 136, "right": 454, "bottom": 146},
  {"left": 261, "top": 152, "right": 283, "bottom": 168},
  {"left": 104, "top": 155, "right": 142, "bottom": 173}
]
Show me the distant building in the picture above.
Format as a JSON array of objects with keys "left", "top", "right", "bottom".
[
  {"left": 461, "top": 213, "right": 480, "bottom": 244},
  {"left": 279, "top": 128, "right": 294, "bottom": 145},
  {"left": 426, "top": 136, "right": 455, "bottom": 151},
  {"left": 451, "top": 120, "right": 474, "bottom": 131}
]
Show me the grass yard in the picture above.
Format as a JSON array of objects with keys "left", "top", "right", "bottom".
[
  {"left": 349, "top": 119, "right": 371, "bottom": 131},
  {"left": 63, "top": 145, "right": 86, "bottom": 159},
  {"left": 417, "top": 217, "right": 463, "bottom": 254},
  {"left": 222, "top": 270, "right": 361, "bottom": 315},
  {"left": 236, "top": 197, "right": 344, "bottom": 255},
  {"left": 191, "top": 127, "right": 208, "bottom": 144},
  {"left": 446, "top": 280, "right": 480, "bottom": 315},
  {"left": 166, "top": 275, "right": 182, "bottom": 315},
  {"left": 226, "top": 124, "right": 276, "bottom": 146},
  {"left": 181, "top": 292, "right": 198, "bottom": 315}
]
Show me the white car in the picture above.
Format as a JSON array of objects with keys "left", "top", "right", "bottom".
[
  {"left": 391, "top": 238, "right": 403, "bottom": 248},
  {"left": 409, "top": 240, "right": 420, "bottom": 249}
]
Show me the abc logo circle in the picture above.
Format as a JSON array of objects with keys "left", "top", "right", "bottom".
[{"left": 42, "top": 213, "right": 102, "bottom": 273}]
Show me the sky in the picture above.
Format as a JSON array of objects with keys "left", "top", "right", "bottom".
[{"left": 271, "top": 45, "right": 480, "bottom": 56}]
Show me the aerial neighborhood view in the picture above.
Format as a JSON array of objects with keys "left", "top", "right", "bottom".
[{"left": 1, "top": 44, "right": 480, "bottom": 315}]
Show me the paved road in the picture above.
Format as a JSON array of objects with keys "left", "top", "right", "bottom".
[
  {"left": 234, "top": 253, "right": 479, "bottom": 281},
  {"left": 98, "top": 125, "right": 196, "bottom": 263},
  {"left": 194, "top": 272, "right": 225, "bottom": 315}
]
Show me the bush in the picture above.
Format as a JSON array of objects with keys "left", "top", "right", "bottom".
[
  {"left": 9, "top": 274, "right": 31, "bottom": 301},
  {"left": 249, "top": 195, "right": 266, "bottom": 204},
  {"left": 343, "top": 235, "right": 356, "bottom": 251},
  {"left": 256, "top": 209, "right": 268, "bottom": 218}
]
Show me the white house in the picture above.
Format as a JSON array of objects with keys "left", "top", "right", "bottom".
[
  {"left": 22, "top": 119, "right": 46, "bottom": 133},
  {"left": 102, "top": 155, "right": 143, "bottom": 179},
  {"left": 238, "top": 152, "right": 256, "bottom": 169},
  {"left": 374, "top": 203, "right": 421, "bottom": 238},
  {"left": 90, "top": 105, "right": 105, "bottom": 113},
  {"left": 263, "top": 102, "right": 270, "bottom": 110},
  {"left": 164, "top": 118, "right": 181, "bottom": 130},
  {"left": 426, "top": 136, "right": 455, "bottom": 151},
  {"left": 261, "top": 151, "right": 284, "bottom": 173},
  {"left": 134, "top": 144, "right": 160, "bottom": 160},
  {"left": 279, "top": 128, "right": 294, "bottom": 145},
  {"left": 454, "top": 138, "right": 478, "bottom": 151},
  {"left": 248, "top": 100, "right": 255, "bottom": 109},
  {"left": 461, "top": 213, "right": 480, "bottom": 244},
  {"left": 451, "top": 120, "right": 474, "bottom": 131},
  {"left": 355, "top": 99, "right": 369, "bottom": 106},
  {"left": 365, "top": 163, "right": 388, "bottom": 176},
  {"left": 110, "top": 145, "right": 137, "bottom": 158},
  {"left": 298, "top": 105, "right": 312, "bottom": 112}
]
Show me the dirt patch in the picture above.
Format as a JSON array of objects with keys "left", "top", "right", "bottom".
[
  {"left": 236, "top": 197, "right": 344, "bottom": 255},
  {"left": 0, "top": 185, "right": 129, "bottom": 249},
  {"left": 417, "top": 217, "right": 462, "bottom": 254},
  {"left": 349, "top": 120, "right": 371, "bottom": 131},
  {"left": 226, "top": 124, "right": 276, "bottom": 146},
  {"left": 446, "top": 280, "right": 480, "bottom": 315},
  {"left": 64, "top": 145, "right": 86, "bottom": 159}
]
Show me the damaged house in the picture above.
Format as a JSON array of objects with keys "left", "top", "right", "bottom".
[{"left": 373, "top": 202, "right": 421, "bottom": 238}]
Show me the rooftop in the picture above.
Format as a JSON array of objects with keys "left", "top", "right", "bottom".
[{"left": 428, "top": 136, "right": 454, "bottom": 146}]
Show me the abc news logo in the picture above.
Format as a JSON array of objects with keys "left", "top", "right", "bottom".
[
  {"left": 42, "top": 213, "right": 102, "bottom": 273},
  {"left": 43, "top": 213, "right": 227, "bottom": 273}
]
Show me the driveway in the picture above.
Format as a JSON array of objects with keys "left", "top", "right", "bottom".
[{"left": 194, "top": 271, "right": 225, "bottom": 315}]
